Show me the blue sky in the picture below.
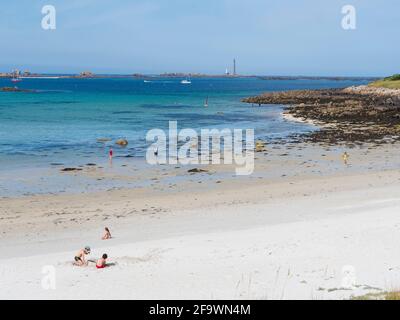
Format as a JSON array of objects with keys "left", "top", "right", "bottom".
[{"left": 0, "top": 0, "right": 398, "bottom": 76}]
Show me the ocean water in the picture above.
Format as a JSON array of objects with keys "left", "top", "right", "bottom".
[{"left": 0, "top": 76, "right": 368, "bottom": 173}]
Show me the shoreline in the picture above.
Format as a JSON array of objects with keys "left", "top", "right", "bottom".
[
  {"left": 1, "top": 126, "right": 400, "bottom": 299},
  {"left": 3, "top": 134, "right": 400, "bottom": 248},
  {"left": 281, "top": 110, "right": 332, "bottom": 128},
  {"left": 244, "top": 85, "right": 400, "bottom": 144}
]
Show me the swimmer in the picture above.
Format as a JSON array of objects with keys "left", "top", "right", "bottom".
[{"left": 109, "top": 148, "right": 113, "bottom": 162}]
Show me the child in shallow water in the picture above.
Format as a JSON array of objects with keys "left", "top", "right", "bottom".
[
  {"left": 342, "top": 152, "right": 350, "bottom": 165},
  {"left": 102, "top": 227, "right": 112, "bottom": 240}
]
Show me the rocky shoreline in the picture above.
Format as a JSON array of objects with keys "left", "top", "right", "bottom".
[{"left": 243, "top": 85, "right": 400, "bottom": 144}]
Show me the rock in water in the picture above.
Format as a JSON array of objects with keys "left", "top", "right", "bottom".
[
  {"left": 61, "top": 168, "right": 82, "bottom": 172},
  {"left": 115, "top": 139, "right": 128, "bottom": 146},
  {"left": 1, "top": 87, "right": 33, "bottom": 92},
  {"left": 255, "top": 140, "right": 267, "bottom": 152},
  {"left": 188, "top": 168, "right": 208, "bottom": 173}
]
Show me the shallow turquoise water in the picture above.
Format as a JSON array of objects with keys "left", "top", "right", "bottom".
[{"left": 0, "top": 77, "right": 368, "bottom": 171}]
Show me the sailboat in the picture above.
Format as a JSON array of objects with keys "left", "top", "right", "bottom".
[
  {"left": 204, "top": 96, "right": 209, "bottom": 108},
  {"left": 11, "top": 76, "right": 22, "bottom": 83},
  {"left": 181, "top": 76, "right": 191, "bottom": 84},
  {"left": 11, "top": 70, "right": 22, "bottom": 83}
]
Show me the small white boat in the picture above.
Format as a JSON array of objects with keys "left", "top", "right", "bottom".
[
  {"left": 181, "top": 79, "right": 191, "bottom": 84},
  {"left": 204, "top": 96, "right": 209, "bottom": 107},
  {"left": 11, "top": 77, "right": 22, "bottom": 83}
]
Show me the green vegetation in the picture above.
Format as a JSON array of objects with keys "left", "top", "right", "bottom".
[
  {"left": 369, "top": 74, "right": 400, "bottom": 89},
  {"left": 384, "top": 74, "right": 400, "bottom": 81}
]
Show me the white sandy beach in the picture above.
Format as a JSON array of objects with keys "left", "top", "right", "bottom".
[
  {"left": 2, "top": 0, "right": 400, "bottom": 303},
  {"left": 1, "top": 140, "right": 400, "bottom": 300}
]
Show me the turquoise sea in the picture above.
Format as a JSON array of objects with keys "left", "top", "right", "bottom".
[{"left": 0, "top": 76, "right": 368, "bottom": 174}]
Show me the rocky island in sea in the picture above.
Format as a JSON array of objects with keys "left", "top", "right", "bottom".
[
  {"left": 0, "top": 86, "right": 34, "bottom": 92},
  {"left": 243, "top": 75, "right": 400, "bottom": 144}
]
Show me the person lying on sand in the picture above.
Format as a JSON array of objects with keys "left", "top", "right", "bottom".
[
  {"left": 96, "top": 254, "right": 108, "bottom": 269},
  {"left": 102, "top": 227, "right": 112, "bottom": 240},
  {"left": 74, "top": 246, "right": 91, "bottom": 266}
]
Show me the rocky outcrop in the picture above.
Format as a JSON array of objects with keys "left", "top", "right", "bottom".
[
  {"left": 243, "top": 86, "right": 400, "bottom": 144},
  {"left": 115, "top": 139, "right": 128, "bottom": 146},
  {"left": 255, "top": 140, "right": 267, "bottom": 152},
  {"left": 188, "top": 168, "right": 208, "bottom": 173},
  {"left": 61, "top": 168, "right": 82, "bottom": 172},
  {"left": 1, "top": 87, "right": 33, "bottom": 92}
]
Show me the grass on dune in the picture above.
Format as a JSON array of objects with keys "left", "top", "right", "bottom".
[
  {"left": 369, "top": 80, "right": 400, "bottom": 89},
  {"left": 352, "top": 291, "right": 400, "bottom": 300},
  {"left": 369, "top": 74, "right": 400, "bottom": 89}
]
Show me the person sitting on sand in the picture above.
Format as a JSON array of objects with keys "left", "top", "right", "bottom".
[
  {"left": 102, "top": 227, "right": 112, "bottom": 240},
  {"left": 74, "top": 246, "right": 91, "bottom": 266},
  {"left": 96, "top": 254, "right": 108, "bottom": 269}
]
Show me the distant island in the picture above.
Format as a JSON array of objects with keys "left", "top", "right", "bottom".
[{"left": 0, "top": 69, "right": 380, "bottom": 81}]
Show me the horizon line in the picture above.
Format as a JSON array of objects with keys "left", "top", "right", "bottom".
[{"left": 0, "top": 71, "right": 382, "bottom": 79}]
